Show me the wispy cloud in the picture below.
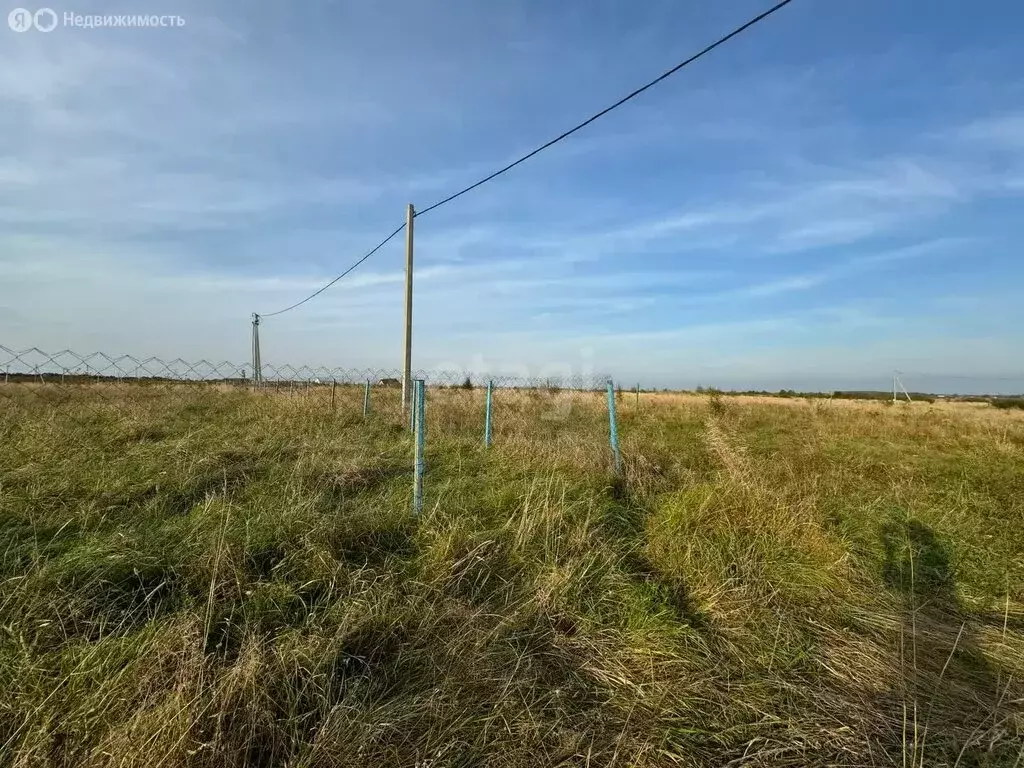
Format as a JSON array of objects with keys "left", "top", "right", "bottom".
[{"left": 955, "top": 113, "right": 1024, "bottom": 148}]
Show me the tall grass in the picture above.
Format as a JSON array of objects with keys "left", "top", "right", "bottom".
[{"left": 0, "top": 386, "right": 1022, "bottom": 766}]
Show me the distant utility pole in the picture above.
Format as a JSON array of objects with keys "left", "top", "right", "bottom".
[
  {"left": 251, "top": 313, "right": 263, "bottom": 389},
  {"left": 893, "top": 370, "right": 912, "bottom": 403},
  {"left": 401, "top": 203, "right": 415, "bottom": 420}
]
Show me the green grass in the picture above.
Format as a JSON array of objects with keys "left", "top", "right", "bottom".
[{"left": 1, "top": 386, "right": 1022, "bottom": 766}]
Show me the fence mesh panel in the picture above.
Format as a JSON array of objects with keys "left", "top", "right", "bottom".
[{"left": 0, "top": 346, "right": 614, "bottom": 443}]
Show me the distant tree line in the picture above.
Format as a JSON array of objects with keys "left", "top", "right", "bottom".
[{"left": 991, "top": 398, "right": 1024, "bottom": 410}]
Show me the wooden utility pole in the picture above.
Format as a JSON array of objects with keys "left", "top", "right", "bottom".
[{"left": 402, "top": 203, "right": 415, "bottom": 420}]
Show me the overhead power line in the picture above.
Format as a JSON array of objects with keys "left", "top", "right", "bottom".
[
  {"left": 260, "top": 0, "right": 797, "bottom": 317},
  {"left": 416, "top": 0, "right": 797, "bottom": 217},
  {"left": 261, "top": 222, "right": 406, "bottom": 318}
]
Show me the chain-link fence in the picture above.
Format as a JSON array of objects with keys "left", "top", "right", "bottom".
[{"left": 0, "top": 345, "right": 621, "bottom": 449}]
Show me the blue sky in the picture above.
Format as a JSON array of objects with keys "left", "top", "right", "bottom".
[{"left": 2, "top": 0, "right": 1023, "bottom": 392}]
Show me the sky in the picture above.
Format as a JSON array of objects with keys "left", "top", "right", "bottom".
[{"left": 2, "top": 0, "right": 1023, "bottom": 393}]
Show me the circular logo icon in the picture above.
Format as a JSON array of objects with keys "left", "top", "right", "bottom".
[
  {"left": 8, "top": 7, "right": 34, "bottom": 31},
  {"left": 34, "top": 7, "right": 57, "bottom": 31}
]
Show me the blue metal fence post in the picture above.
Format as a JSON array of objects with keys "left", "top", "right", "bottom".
[
  {"left": 409, "top": 382, "right": 416, "bottom": 431},
  {"left": 412, "top": 379, "right": 426, "bottom": 516},
  {"left": 363, "top": 380, "right": 370, "bottom": 418},
  {"left": 419, "top": 379, "right": 426, "bottom": 444},
  {"left": 606, "top": 379, "right": 622, "bottom": 474},
  {"left": 484, "top": 380, "right": 493, "bottom": 447}
]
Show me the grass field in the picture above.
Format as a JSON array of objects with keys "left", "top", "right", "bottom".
[{"left": 1, "top": 386, "right": 1022, "bottom": 766}]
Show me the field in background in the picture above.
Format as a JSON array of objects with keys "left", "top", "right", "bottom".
[{"left": 1, "top": 386, "right": 1022, "bottom": 767}]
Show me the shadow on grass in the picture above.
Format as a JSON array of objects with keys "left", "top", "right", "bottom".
[
  {"left": 313, "top": 463, "right": 410, "bottom": 511},
  {"left": 603, "top": 475, "right": 644, "bottom": 538},
  {"left": 98, "top": 449, "right": 267, "bottom": 518},
  {"left": 603, "top": 478, "right": 716, "bottom": 633},
  {"left": 328, "top": 520, "right": 418, "bottom": 568},
  {"left": 618, "top": 550, "right": 713, "bottom": 631},
  {"left": 880, "top": 518, "right": 1015, "bottom": 764}
]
